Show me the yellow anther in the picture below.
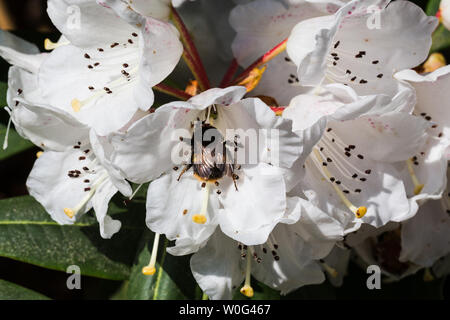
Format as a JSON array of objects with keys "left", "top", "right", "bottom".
[
  {"left": 64, "top": 208, "right": 75, "bottom": 218},
  {"left": 71, "top": 99, "right": 81, "bottom": 112},
  {"left": 312, "top": 148, "right": 367, "bottom": 218},
  {"left": 240, "top": 285, "right": 254, "bottom": 298},
  {"left": 238, "top": 66, "right": 267, "bottom": 92},
  {"left": 422, "top": 53, "right": 446, "bottom": 73},
  {"left": 142, "top": 266, "right": 156, "bottom": 276},
  {"left": 423, "top": 268, "right": 434, "bottom": 282},
  {"left": 355, "top": 206, "right": 367, "bottom": 219},
  {"left": 192, "top": 182, "right": 210, "bottom": 225},
  {"left": 142, "top": 233, "right": 160, "bottom": 276},
  {"left": 192, "top": 214, "right": 207, "bottom": 224},
  {"left": 321, "top": 262, "right": 338, "bottom": 278},
  {"left": 414, "top": 184, "right": 424, "bottom": 195},
  {"left": 44, "top": 38, "right": 58, "bottom": 50},
  {"left": 406, "top": 159, "right": 424, "bottom": 196},
  {"left": 36, "top": 151, "right": 43, "bottom": 158},
  {"left": 185, "top": 80, "right": 199, "bottom": 96}
]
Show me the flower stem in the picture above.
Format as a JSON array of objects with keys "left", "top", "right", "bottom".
[
  {"left": 170, "top": 6, "right": 211, "bottom": 91},
  {"left": 219, "top": 58, "right": 239, "bottom": 88},
  {"left": 154, "top": 83, "right": 192, "bottom": 101},
  {"left": 232, "top": 39, "right": 287, "bottom": 85}
]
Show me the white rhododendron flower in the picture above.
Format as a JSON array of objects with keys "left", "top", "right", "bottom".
[
  {"left": 6, "top": 65, "right": 132, "bottom": 239},
  {"left": 230, "top": 0, "right": 346, "bottom": 105},
  {"left": 284, "top": 84, "right": 433, "bottom": 234},
  {"left": 400, "top": 168, "right": 450, "bottom": 268},
  {"left": 108, "top": 86, "right": 305, "bottom": 255},
  {"left": 191, "top": 197, "right": 343, "bottom": 299},
  {"left": 396, "top": 65, "right": 450, "bottom": 158},
  {"left": 37, "top": 0, "right": 183, "bottom": 135},
  {"left": 287, "top": 0, "right": 438, "bottom": 97}
]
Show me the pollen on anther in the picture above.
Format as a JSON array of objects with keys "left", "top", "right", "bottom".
[
  {"left": 355, "top": 207, "right": 367, "bottom": 218},
  {"left": 192, "top": 214, "right": 207, "bottom": 224},
  {"left": 142, "top": 266, "right": 156, "bottom": 276},
  {"left": 64, "top": 208, "right": 75, "bottom": 218},
  {"left": 71, "top": 99, "right": 81, "bottom": 112}
]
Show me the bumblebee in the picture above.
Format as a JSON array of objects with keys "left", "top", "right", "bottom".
[{"left": 177, "top": 121, "right": 239, "bottom": 190}]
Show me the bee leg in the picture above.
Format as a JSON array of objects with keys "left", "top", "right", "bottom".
[
  {"left": 226, "top": 165, "right": 239, "bottom": 191},
  {"left": 177, "top": 164, "right": 192, "bottom": 181},
  {"left": 231, "top": 173, "right": 239, "bottom": 191}
]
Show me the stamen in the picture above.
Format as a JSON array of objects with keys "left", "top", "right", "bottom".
[
  {"left": 423, "top": 268, "right": 434, "bottom": 282},
  {"left": 71, "top": 99, "right": 81, "bottom": 112},
  {"left": 128, "top": 183, "right": 143, "bottom": 200},
  {"left": 320, "top": 260, "right": 338, "bottom": 278},
  {"left": 142, "top": 233, "right": 160, "bottom": 276},
  {"left": 192, "top": 182, "right": 210, "bottom": 224},
  {"left": 71, "top": 67, "right": 138, "bottom": 112},
  {"left": 2, "top": 113, "right": 12, "bottom": 150},
  {"left": 313, "top": 148, "right": 367, "bottom": 218},
  {"left": 44, "top": 38, "right": 69, "bottom": 51},
  {"left": 240, "top": 249, "right": 254, "bottom": 298},
  {"left": 63, "top": 173, "right": 108, "bottom": 219},
  {"left": 406, "top": 159, "right": 424, "bottom": 195}
]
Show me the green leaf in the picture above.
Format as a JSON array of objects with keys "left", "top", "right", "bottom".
[
  {"left": 127, "top": 230, "right": 202, "bottom": 300},
  {"left": 426, "top": 0, "right": 441, "bottom": 16},
  {"left": 0, "top": 279, "right": 50, "bottom": 300},
  {"left": 431, "top": 25, "right": 450, "bottom": 53},
  {"left": 0, "top": 195, "right": 146, "bottom": 280}
]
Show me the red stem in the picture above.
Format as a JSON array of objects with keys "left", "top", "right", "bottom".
[
  {"left": 232, "top": 39, "right": 287, "bottom": 85},
  {"left": 154, "top": 83, "right": 192, "bottom": 101},
  {"left": 170, "top": 6, "right": 211, "bottom": 91},
  {"left": 219, "top": 58, "right": 239, "bottom": 88}
]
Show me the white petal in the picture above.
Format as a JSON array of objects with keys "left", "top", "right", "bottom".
[
  {"left": 91, "top": 179, "right": 121, "bottom": 238},
  {"left": 230, "top": 0, "right": 325, "bottom": 66},
  {"left": 7, "top": 67, "right": 90, "bottom": 151},
  {"left": 215, "top": 97, "right": 303, "bottom": 168},
  {"left": 89, "top": 129, "right": 132, "bottom": 196},
  {"left": 400, "top": 200, "right": 450, "bottom": 267},
  {"left": 396, "top": 66, "right": 450, "bottom": 142},
  {"left": 218, "top": 163, "right": 290, "bottom": 245},
  {"left": 190, "top": 230, "right": 244, "bottom": 300},
  {"left": 47, "top": 0, "right": 135, "bottom": 47},
  {"left": 329, "top": 112, "right": 429, "bottom": 163},
  {"left": 290, "top": 0, "right": 438, "bottom": 96},
  {"left": 187, "top": 86, "right": 247, "bottom": 109},
  {"left": 251, "top": 223, "right": 326, "bottom": 294},
  {"left": 38, "top": 43, "right": 142, "bottom": 135},
  {"left": 0, "top": 30, "right": 44, "bottom": 73},
  {"left": 146, "top": 171, "right": 219, "bottom": 256},
  {"left": 109, "top": 107, "right": 198, "bottom": 183},
  {"left": 26, "top": 148, "right": 103, "bottom": 224}
]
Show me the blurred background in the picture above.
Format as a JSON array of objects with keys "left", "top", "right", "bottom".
[{"left": 0, "top": 0, "right": 448, "bottom": 300}]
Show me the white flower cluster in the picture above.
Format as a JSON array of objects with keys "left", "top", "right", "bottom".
[{"left": 1, "top": 0, "right": 449, "bottom": 299}]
